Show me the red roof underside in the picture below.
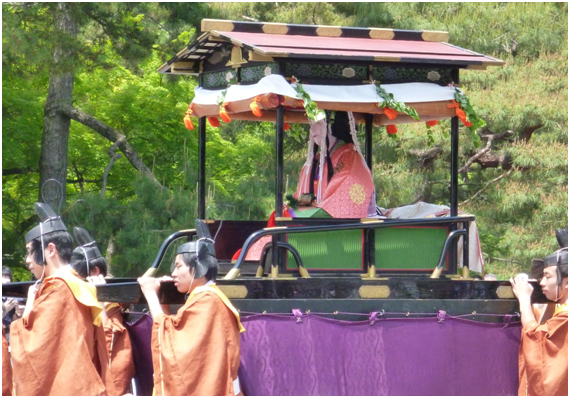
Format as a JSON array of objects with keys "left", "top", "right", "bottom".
[{"left": 219, "top": 31, "right": 495, "bottom": 64}]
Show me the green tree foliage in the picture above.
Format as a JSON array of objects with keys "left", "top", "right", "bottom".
[
  {"left": 2, "top": 2, "right": 204, "bottom": 277},
  {"left": 2, "top": 3, "right": 567, "bottom": 280}
]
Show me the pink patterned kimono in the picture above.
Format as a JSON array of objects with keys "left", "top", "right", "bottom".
[
  {"left": 294, "top": 143, "right": 375, "bottom": 218},
  {"left": 241, "top": 143, "right": 375, "bottom": 262}
]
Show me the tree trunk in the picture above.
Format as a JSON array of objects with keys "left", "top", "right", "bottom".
[
  {"left": 39, "top": 2, "right": 77, "bottom": 205},
  {"left": 105, "top": 237, "right": 116, "bottom": 277}
]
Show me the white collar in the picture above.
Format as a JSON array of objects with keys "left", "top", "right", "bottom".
[{"left": 54, "top": 264, "right": 72, "bottom": 277}]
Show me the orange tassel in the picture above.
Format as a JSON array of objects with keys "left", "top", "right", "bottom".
[
  {"left": 386, "top": 125, "right": 398, "bottom": 135},
  {"left": 250, "top": 96, "right": 262, "bottom": 117},
  {"left": 220, "top": 102, "right": 231, "bottom": 123},
  {"left": 183, "top": 115, "right": 194, "bottom": 130},
  {"left": 183, "top": 103, "right": 194, "bottom": 130},
  {"left": 208, "top": 117, "right": 220, "bottom": 128},
  {"left": 456, "top": 108, "right": 467, "bottom": 123},
  {"left": 426, "top": 120, "right": 438, "bottom": 127},
  {"left": 284, "top": 122, "right": 290, "bottom": 131},
  {"left": 447, "top": 100, "right": 460, "bottom": 110},
  {"left": 447, "top": 100, "right": 471, "bottom": 127},
  {"left": 383, "top": 107, "right": 398, "bottom": 120}
]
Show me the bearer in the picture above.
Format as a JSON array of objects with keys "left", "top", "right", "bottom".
[
  {"left": 9, "top": 203, "right": 111, "bottom": 396},
  {"left": 71, "top": 226, "right": 135, "bottom": 396},
  {"left": 138, "top": 220, "right": 245, "bottom": 395},
  {"left": 511, "top": 247, "right": 568, "bottom": 396}
]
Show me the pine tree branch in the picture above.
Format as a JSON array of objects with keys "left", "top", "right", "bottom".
[
  {"left": 60, "top": 105, "right": 163, "bottom": 188},
  {"left": 67, "top": 178, "right": 100, "bottom": 183},
  {"left": 459, "top": 130, "right": 513, "bottom": 174},
  {"left": 2, "top": 167, "right": 38, "bottom": 176},
  {"left": 84, "top": 9, "right": 164, "bottom": 55},
  {"left": 520, "top": 124, "right": 544, "bottom": 142},
  {"left": 459, "top": 169, "right": 513, "bottom": 207},
  {"left": 408, "top": 146, "right": 443, "bottom": 168},
  {"left": 101, "top": 142, "right": 123, "bottom": 198}
]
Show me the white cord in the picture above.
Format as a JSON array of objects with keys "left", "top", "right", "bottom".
[
  {"left": 316, "top": 123, "right": 328, "bottom": 203},
  {"left": 40, "top": 223, "right": 45, "bottom": 264},
  {"left": 80, "top": 246, "right": 90, "bottom": 276},
  {"left": 187, "top": 268, "right": 196, "bottom": 296},
  {"left": 347, "top": 111, "right": 370, "bottom": 171}
]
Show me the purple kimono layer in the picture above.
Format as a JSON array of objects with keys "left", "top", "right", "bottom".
[
  {"left": 238, "top": 314, "right": 521, "bottom": 396},
  {"left": 125, "top": 314, "right": 154, "bottom": 397}
]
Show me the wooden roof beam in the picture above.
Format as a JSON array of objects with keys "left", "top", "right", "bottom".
[{"left": 201, "top": 19, "right": 449, "bottom": 43}]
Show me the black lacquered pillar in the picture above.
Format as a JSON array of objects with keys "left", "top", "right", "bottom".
[
  {"left": 365, "top": 114, "right": 376, "bottom": 277},
  {"left": 272, "top": 105, "right": 285, "bottom": 276},
  {"left": 198, "top": 116, "right": 206, "bottom": 220},
  {"left": 448, "top": 68, "right": 461, "bottom": 274},
  {"left": 449, "top": 115, "right": 459, "bottom": 273}
]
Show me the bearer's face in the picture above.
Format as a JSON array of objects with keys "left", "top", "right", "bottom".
[
  {"left": 539, "top": 266, "right": 563, "bottom": 302},
  {"left": 25, "top": 242, "right": 44, "bottom": 280},
  {"left": 171, "top": 254, "right": 194, "bottom": 293}
]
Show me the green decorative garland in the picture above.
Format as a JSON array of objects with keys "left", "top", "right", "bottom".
[
  {"left": 454, "top": 88, "right": 486, "bottom": 132},
  {"left": 216, "top": 89, "right": 227, "bottom": 107},
  {"left": 375, "top": 83, "right": 420, "bottom": 120},
  {"left": 291, "top": 76, "right": 326, "bottom": 122}
]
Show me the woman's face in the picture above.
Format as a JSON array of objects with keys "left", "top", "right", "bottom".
[
  {"left": 310, "top": 121, "right": 326, "bottom": 144},
  {"left": 171, "top": 254, "right": 195, "bottom": 293}
]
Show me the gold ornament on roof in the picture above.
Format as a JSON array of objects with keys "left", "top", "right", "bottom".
[{"left": 226, "top": 46, "right": 247, "bottom": 67}]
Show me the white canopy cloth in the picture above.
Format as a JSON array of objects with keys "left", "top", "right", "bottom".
[{"left": 192, "top": 74, "right": 457, "bottom": 105}]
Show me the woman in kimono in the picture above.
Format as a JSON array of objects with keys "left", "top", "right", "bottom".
[{"left": 292, "top": 111, "right": 377, "bottom": 218}]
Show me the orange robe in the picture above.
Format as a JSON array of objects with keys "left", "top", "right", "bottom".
[
  {"left": 10, "top": 272, "right": 111, "bottom": 396},
  {"left": 2, "top": 327, "right": 12, "bottom": 396},
  {"left": 294, "top": 143, "right": 375, "bottom": 218},
  {"left": 104, "top": 303, "right": 135, "bottom": 396},
  {"left": 151, "top": 284, "right": 245, "bottom": 396},
  {"left": 518, "top": 305, "right": 568, "bottom": 396}
]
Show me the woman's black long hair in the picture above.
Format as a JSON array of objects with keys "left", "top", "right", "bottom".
[{"left": 308, "top": 111, "right": 353, "bottom": 193}]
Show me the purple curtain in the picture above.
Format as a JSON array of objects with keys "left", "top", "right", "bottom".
[{"left": 238, "top": 314, "right": 521, "bottom": 396}]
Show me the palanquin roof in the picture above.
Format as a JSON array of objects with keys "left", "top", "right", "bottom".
[{"left": 158, "top": 19, "right": 504, "bottom": 125}]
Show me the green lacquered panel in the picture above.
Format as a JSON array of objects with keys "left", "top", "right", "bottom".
[
  {"left": 286, "top": 229, "right": 363, "bottom": 271},
  {"left": 372, "top": 66, "right": 453, "bottom": 85},
  {"left": 202, "top": 69, "right": 236, "bottom": 89},
  {"left": 375, "top": 227, "right": 448, "bottom": 270},
  {"left": 285, "top": 62, "right": 368, "bottom": 81},
  {"left": 240, "top": 63, "right": 278, "bottom": 83}
]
